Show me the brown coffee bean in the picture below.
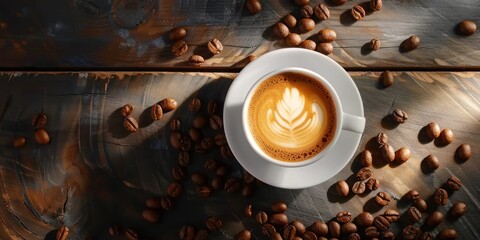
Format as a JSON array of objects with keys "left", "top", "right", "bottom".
[
  {"left": 170, "top": 118, "right": 181, "bottom": 131},
  {"left": 328, "top": 221, "right": 340, "bottom": 238},
  {"left": 170, "top": 132, "right": 182, "bottom": 149},
  {"left": 172, "top": 165, "right": 185, "bottom": 181},
  {"left": 317, "top": 28, "right": 336, "bottom": 43},
  {"left": 270, "top": 213, "right": 289, "bottom": 227},
  {"left": 189, "top": 55, "right": 204, "bottom": 66},
  {"left": 178, "top": 151, "right": 190, "bottom": 166},
  {"left": 220, "top": 144, "right": 233, "bottom": 159},
  {"left": 236, "top": 229, "right": 251, "bottom": 240},
  {"left": 210, "top": 114, "right": 223, "bottom": 130},
  {"left": 309, "top": 221, "right": 328, "bottom": 236},
  {"left": 355, "top": 212, "right": 374, "bottom": 227},
  {"left": 206, "top": 216, "right": 222, "bottom": 231},
  {"left": 168, "top": 27, "right": 187, "bottom": 41},
  {"left": 142, "top": 208, "right": 160, "bottom": 223},
  {"left": 455, "top": 143, "right": 471, "bottom": 162},
  {"left": 375, "top": 191, "right": 391, "bottom": 206},
  {"left": 359, "top": 150, "right": 373, "bottom": 167},
  {"left": 167, "top": 182, "right": 182, "bottom": 198},
  {"left": 352, "top": 181, "right": 366, "bottom": 194},
  {"left": 433, "top": 188, "right": 448, "bottom": 206},
  {"left": 224, "top": 177, "right": 240, "bottom": 193},
  {"left": 208, "top": 38, "right": 223, "bottom": 55},
  {"left": 201, "top": 137, "right": 214, "bottom": 150},
  {"left": 379, "top": 143, "right": 395, "bottom": 162},
  {"left": 437, "top": 228, "right": 457, "bottom": 240},
  {"left": 191, "top": 172, "right": 207, "bottom": 185},
  {"left": 179, "top": 225, "right": 195, "bottom": 240},
  {"left": 291, "top": 220, "right": 306, "bottom": 235},
  {"left": 402, "top": 225, "right": 420, "bottom": 240},
  {"left": 125, "top": 228, "right": 139, "bottom": 240},
  {"left": 426, "top": 211, "right": 444, "bottom": 227},
  {"left": 383, "top": 208, "right": 400, "bottom": 222},
  {"left": 273, "top": 22, "right": 290, "bottom": 38},
  {"left": 145, "top": 197, "right": 161, "bottom": 209},
  {"left": 32, "top": 112, "right": 48, "bottom": 129},
  {"left": 262, "top": 223, "right": 276, "bottom": 237},
  {"left": 356, "top": 167, "right": 372, "bottom": 181},
  {"left": 195, "top": 141, "right": 206, "bottom": 153},
  {"left": 348, "top": 233, "right": 360, "bottom": 240},
  {"left": 300, "top": 5, "right": 313, "bottom": 18},
  {"left": 300, "top": 40, "right": 316, "bottom": 50},
  {"left": 457, "top": 20, "right": 477, "bottom": 36},
  {"left": 366, "top": 178, "right": 380, "bottom": 191},
  {"left": 108, "top": 224, "right": 121, "bottom": 236},
  {"left": 160, "top": 197, "right": 173, "bottom": 210},
  {"left": 246, "top": 0, "right": 262, "bottom": 14},
  {"left": 283, "top": 14, "right": 297, "bottom": 28},
  {"left": 151, "top": 104, "right": 163, "bottom": 120},
  {"left": 56, "top": 226, "right": 69, "bottom": 240},
  {"left": 446, "top": 176, "right": 462, "bottom": 191},
  {"left": 449, "top": 201, "right": 467, "bottom": 219},
  {"left": 256, "top": 211, "right": 268, "bottom": 224},
  {"left": 370, "top": 0, "right": 382, "bottom": 11},
  {"left": 381, "top": 231, "right": 395, "bottom": 240},
  {"left": 364, "top": 226, "right": 379, "bottom": 238},
  {"left": 373, "top": 215, "right": 390, "bottom": 231},
  {"left": 244, "top": 204, "right": 253, "bottom": 217},
  {"left": 351, "top": 5, "right": 365, "bottom": 21},
  {"left": 367, "top": 38, "right": 381, "bottom": 51},
  {"left": 172, "top": 40, "right": 189, "bottom": 57},
  {"left": 341, "top": 222, "right": 357, "bottom": 234},
  {"left": 336, "top": 211, "right": 352, "bottom": 223},
  {"left": 214, "top": 134, "right": 227, "bottom": 146},
  {"left": 336, "top": 180, "right": 349, "bottom": 197},
  {"left": 194, "top": 229, "right": 208, "bottom": 240},
  {"left": 272, "top": 232, "right": 282, "bottom": 240},
  {"left": 243, "top": 170, "right": 255, "bottom": 184},
  {"left": 425, "top": 122, "right": 440, "bottom": 139},
  {"left": 380, "top": 70, "right": 393, "bottom": 88},
  {"left": 314, "top": 4, "right": 330, "bottom": 20},
  {"left": 188, "top": 128, "right": 202, "bottom": 142},
  {"left": 439, "top": 128, "right": 454, "bottom": 145},
  {"left": 216, "top": 164, "right": 231, "bottom": 176},
  {"left": 405, "top": 190, "right": 420, "bottom": 201},
  {"left": 413, "top": 198, "right": 428, "bottom": 212},
  {"left": 12, "top": 136, "right": 26, "bottom": 148},
  {"left": 189, "top": 98, "right": 202, "bottom": 112},
  {"left": 206, "top": 100, "right": 218, "bottom": 115},
  {"left": 286, "top": 33, "right": 302, "bottom": 46},
  {"left": 193, "top": 115, "right": 208, "bottom": 128},
  {"left": 392, "top": 109, "right": 408, "bottom": 123},
  {"left": 123, "top": 116, "right": 139, "bottom": 133},
  {"left": 204, "top": 159, "right": 218, "bottom": 171},
  {"left": 395, "top": 147, "right": 411, "bottom": 162},
  {"left": 316, "top": 42, "right": 333, "bottom": 55},
  {"left": 423, "top": 154, "right": 440, "bottom": 170},
  {"left": 376, "top": 132, "right": 388, "bottom": 146},
  {"left": 242, "top": 184, "right": 255, "bottom": 197},
  {"left": 419, "top": 232, "right": 433, "bottom": 240},
  {"left": 400, "top": 35, "right": 420, "bottom": 52},
  {"left": 34, "top": 128, "right": 50, "bottom": 144},
  {"left": 272, "top": 201, "right": 288, "bottom": 213},
  {"left": 407, "top": 207, "right": 422, "bottom": 222},
  {"left": 330, "top": 0, "right": 346, "bottom": 5},
  {"left": 121, "top": 104, "right": 134, "bottom": 117},
  {"left": 211, "top": 176, "right": 223, "bottom": 190},
  {"left": 295, "top": 0, "right": 310, "bottom": 5},
  {"left": 283, "top": 224, "right": 297, "bottom": 240},
  {"left": 159, "top": 98, "right": 177, "bottom": 112},
  {"left": 181, "top": 136, "right": 192, "bottom": 151}
]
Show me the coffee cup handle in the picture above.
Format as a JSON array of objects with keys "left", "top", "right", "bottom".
[{"left": 342, "top": 113, "right": 366, "bottom": 133}]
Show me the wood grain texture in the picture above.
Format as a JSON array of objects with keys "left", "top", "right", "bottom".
[
  {"left": 0, "top": 72, "right": 478, "bottom": 239},
  {"left": 0, "top": 0, "right": 479, "bottom": 69}
]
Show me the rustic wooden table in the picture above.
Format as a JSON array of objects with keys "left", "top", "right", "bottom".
[{"left": 0, "top": 0, "right": 479, "bottom": 240}]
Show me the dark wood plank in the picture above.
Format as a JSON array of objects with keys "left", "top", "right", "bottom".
[
  {"left": 0, "top": 0, "right": 479, "bottom": 69},
  {"left": 0, "top": 72, "right": 478, "bottom": 239}
]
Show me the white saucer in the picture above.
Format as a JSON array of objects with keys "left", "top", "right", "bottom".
[{"left": 223, "top": 48, "right": 364, "bottom": 189}]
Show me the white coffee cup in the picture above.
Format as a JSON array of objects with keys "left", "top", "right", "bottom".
[{"left": 242, "top": 67, "right": 365, "bottom": 168}]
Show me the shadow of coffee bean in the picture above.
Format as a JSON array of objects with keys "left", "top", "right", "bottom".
[
  {"left": 327, "top": 180, "right": 356, "bottom": 203},
  {"left": 339, "top": 10, "right": 356, "bottom": 26},
  {"left": 108, "top": 107, "right": 132, "bottom": 139},
  {"left": 417, "top": 126, "right": 433, "bottom": 144},
  {"left": 362, "top": 197, "right": 383, "bottom": 214},
  {"left": 138, "top": 106, "right": 154, "bottom": 128},
  {"left": 361, "top": 42, "right": 373, "bottom": 56},
  {"left": 381, "top": 115, "right": 399, "bottom": 130},
  {"left": 44, "top": 230, "right": 57, "bottom": 240}
]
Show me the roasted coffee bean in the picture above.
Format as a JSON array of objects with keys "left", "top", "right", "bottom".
[
  {"left": 426, "top": 211, "right": 444, "bottom": 227},
  {"left": 207, "top": 100, "right": 218, "bottom": 115},
  {"left": 351, "top": 5, "right": 366, "bottom": 21},
  {"left": 32, "top": 112, "right": 48, "bottom": 129},
  {"left": 286, "top": 33, "right": 302, "bottom": 47},
  {"left": 205, "top": 159, "right": 218, "bottom": 171},
  {"left": 201, "top": 137, "right": 214, "bottom": 150},
  {"left": 121, "top": 104, "right": 134, "bottom": 117},
  {"left": 316, "top": 42, "right": 333, "bottom": 55},
  {"left": 370, "top": 0, "right": 382, "bottom": 11},
  {"left": 336, "top": 211, "right": 352, "bottom": 223},
  {"left": 12, "top": 136, "right": 26, "bottom": 148},
  {"left": 314, "top": 4, "right": 330, "bottom": 20},
  {"left": 300, "top": 39, "right": 317, "bottom": 50},
  {"left": 341, "top": 222, "right": 357, "bottom": 234},
  {"left": 446, "top": 176, "right": 462, "bottom": 191},
  {"left": 348, "top": 233, "right": 360, "bottom": 240},
  {"left": 172, "top": 165, "right": 185, "bottom": 181},
  {"left": 195, "top": 142, "right": 206, "bottom": 153},
  {"left": 189, "top": 55, "right": 204, "bottom": 66},
  {"left": 330, "top": 0, "right": 346, "bottom": 5},
  {"left": 455, "top": 143, "right": 471, "bottom": 162},
  {"left": 317, "top": 28, "right": 336, "bottom": 43},
  {"left": 423, "top": 154, "right": 440, "bottom": 170},
  {"left": 380, "top": 70, "right": 394, "bottom": 88},
  {"left": 224, "top": 177, "right": 241, "bottom": 193},
  {"left": 181, "top": 136, "right": 192, "bottom": 151},
  {"left": 360, "top": 150, "right": 373, "bottom": 167},
  {"left": 376, "top": 132, "right": 388, "bottom": 146},
  {"left": 34, "top": 128, "right": 50, "bottom": 144},
  {"left": 206, "top": 216, "right": 222, "bottom": 231},
  {"left": 189, "top": 128, "right": 202, "bottom": 142},
  {"left": 291, "top": 220, "right": 306, "bottom": 235},
  {"left": 220, "top": 144, "right": 233, "bottom": 159},
  {"left": 407, "top": 207, "right": 422, "bottom": 222},
  {"left": 170, "top": 118, "right": 181, "bottom": 131},
  {"left": 151, "top": 104, "right": 163, "bottom": 120},
  {"left": 108, "top": 224, "right": 121, "bottom": 236},
  {"left": 171, "top": 132, "right": 182, "bottom": 150},
  {"left": 295, "top": 0, "right": 310, "bottom": 5},
  {"left": 210, "top": 114, "right": 223, "bottom": 130},
  {"left": 283, "top": 225, "right": 297, "bottom": 240},
  {"left": 270, "top": 213, "right": 289, "bottom": 227},
  {"left": 419, "top": 232, "right": 433, "bottom": 240},
  {"left": 243, "top": 170, "right": 255, "bottom": 183},
  {"left": 364, "top": 226, "right": 379, "bottom": 238},
  {"left": 395, "top": 147, "right": 411, "bottom": 162},
  {"left": 283, "top": 14, "right": 297, "bottom": 28},
  {"left": 246, "top": 0, "right": 262, "bottom": 14},
  {"left": 437, "top": 228, "right": 457, "bottom": 240},
  {"left": 300, "top": 20, "right": 317, "bottom": 34},
  {"left": 272, "top": 232, "right": 282, "bottom": 240},
  {"left": 168, "top": 27, "right": 187, "bottom": 41},
  {"left": 167, "top": 182, "right": 182, "bottom": 198},
  {"left": 256, "top": 211, "right": 268, "bottom": 224},
  {"left": 178, "top": 151, "right": 190, "bottom": 167},
  {"left": 413, "top": 198, "right": 428, "bottom": 212},
  {"left": 309, "top": 221, "right": 328, "bottom": 237},
  {"left": 272, "top": 201, "right": 288, "bottom": 213},
  {"left": 400, "top": 35, "right": 420, "bottom": 52},
  {"left": 242, "top": 184, "right": 255, "bottom": 197},
  {"left": 145, "top": 197, "right": 162, "bottom": 209},
  {"left": 172, "top": 40, "right": 189, "bottom": 57},
  {"left": 194, "top": 229, "right": 208, "bottom": 240},
  {"left": 381, "top": 231, "right": 395, "bottom": 240},
  {"left": 379, "top": 144, "right": 395, "bottom": 162},
  {"left": 125, "top": 228, "right": 139, "bottom": 240},
  {"left": 189, "top": 98, "right": 202, "bottom": 112},
  {"left": 193, "top": 115, "right": 207, "bottom": 128},
  {"left": 56, "top": 226, "right": 69, "bottom": 240},
  {"left": 392, "top": 109, "right": 408, "bottom": 123},
  {"left": 211, "top": 176, "right": 223, "bottom": 190},
  {"left": 352, "top": 181, "right": 366, "bottom": 194},
  {"left": 375, "top": 191, "right": 391, "bottom": 206},
  {"left": 355, "top": 212, "right": 374, "bottom": 227},
  {"left": 402, "top": 225, "right": 420, "bottom": 240},
  {"left": 159, "top": 98, "right": 177, "bottom": 112},
  {"left": 208, "top": 38, "right": 223, "bottom": 55},
  {"left": 457, "top": 20, "right": 477, "bottom": 36},
  {"left": 179, "top": 225, "right": 195, "bottom": 240},
  {"left": 368, "top": 38, "right": 381, "bottom": 51},
  {"left": 356, "top": 167, "right": 372, "bottom": 181},
  {"left": 439, "top": 128, "right": 454, "bottom": 145},
  {"left": 383, "top": 208, "right": 400, "bottom": 222},
  {"left": 123, "top": 116, "right": 139, "bottom": 133},
  {"left": 299, "top": 5, "right": 312, "bottom": 17},
  {"left": 336, "top": 180, "right": 349, "bottom": 197},
  {"left": 449, "top": 201, "right": 467, "bottom": 219},
  {"left": 160, "top": 197, "right": 173, "bottom": 210},
  {"left": 191, "top": 172, "right": 207, "bottom": 185},
  {"left": 366, "top": 178, "right": 380, "bottom": 191},
  {"left": 216, "top": 164, "right": 231, "bottom": 176},
  {"left": 214, "top": 134, "right": 227, "bottom": 146},
  {"left": 405, "top": 190, "right": 420, "bottom": 201},
  {"left": 261, "top": 223, "right": 276, "bottom": 237},
  {"left": 425, "top": 122, "right": 440, "bottom": 139},
  {"left": 237, "top": 229, "right": 251, "bottom": 240},
  {"left": 244, "top": 204, "right": 253, "bottom": 217},
  {"left": 433, "top": 188, "right": 448, "bottom": 206},
  {"left": 373, "top": 215, "right": 390, "bottom": 231},
  {"left": 273, "top": 22, "right": 290, "bottom": 38},
  {"left": 142, "top": 208, "right": 160, "bottom": 223},
  {"left": 328, "top": 221, "right": 341, "bottom": 238}
]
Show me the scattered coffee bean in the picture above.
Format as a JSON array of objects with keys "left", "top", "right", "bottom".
[
  {"left": 317, "top": 28, "right": 336, "bottom": 43},
  {"left": 121, "top": 104, "right": 134, "bottom": 117},
  {"left": 272, "top": 201, "right": 288, "bottom": 213},
  {"left": 426, "top": 211, "right": 444, "bottom": 227},
  {"left": 392, "top": 109, "right": 408, "bottom": 123},
  {"left": 161, "top": 197, "right": 173, "bottom": 210},
  {"left": 373, "top": 215, "right": 390, "bottom": 231},
  {"left": 205, "top": 158, "right": 218, "bottom": 171},
  {"left": 283, "top": 14, "right": 297, "bottom": 28},
  {"left": 201, "top": 136, "right": 214, "bottom": 150},
  {"left": 314, "top": 4, "right": 330, "bottom": 20},
  {"left": 168, "top": 27, "right": 187, "bottom": 41},
  {"left": 300, "top": 40, "right": 316, "bottom": 50},
  {"left": 336, "top": 211, "right": 352, "bottom": 223},
  {"left": 455, "top": 143, "right": 471, "bottom": 162},
  {"left": 151, "top": 104, "right": 163, "bottom": 120},
  {"left": 341, "top": 222, "right": 357, "bottom": 234},
  {"left": 188, "top": 128, "right": 202, "bottom": 142},
  {"left": 366, "top": 178, "right": 380, "bottom": 191},
  {"left": 32, "top": 112, "right": 47, "bottom": 129},
  {"left": 336, "top": 180, "right": 349, "bottom": 197},
  {"left": 34, "top": 128, "right": 50, "bottom": 144},
  {"left": 291, "top": 220, "right": 306, "bottom": 235},
  {"left": 425, "top": 122, "right": 440, "bottom": 139},
  {"left": 172, "top": 165, "right": 185, "bottom": 181},
  {"left": 370, "top": 0, "right": 382, "bottom": 11},
  {"left": 439, "top": 128, "right": 454, "bottom": 145},
  {"left": 207, "top": 100, "right": 218, "bottom": 115},
  {"left": 145, "top": 197, "right": 161, "bottom": 209},
  {"left": 159, "top": 98, "right": 177, "bottom": 112},
  {"left": 379, "top": 143, "right": 395, "bottom": 162},
  {"left": 437, "top": 228, "right": 457, "bottom": 240},
  {"left": 242, "top": 184, "right": 255, "bottom": 197},
  {"left": 295, "top": 0, "right": 310, "bottom": 5},
  {"left": 214, "top": 134, "right": 227, "bottom": 146},
  {"left": 216, "top": 164, "right": 231, "bottom": 176},
  {"left": 179, "top": 225, "right": 195, "bottom": 240},
  {"left": 352, "top": 181, "right": 366, "bottom": 194},
  {"left": 273, "top": 22, "right": 290, "bottom": 38},
  {"left": 142, "top": 208, "right": 160, "bottom": 223},
  {"left": 56, "top": 226, "right": 69, "bottom": 240},
  {"left": 376, "top": 132, "right": 388, "bottom": 146},
  {"left": 316, "top": 42, "right": 333, "bottom": 55},
  {"left": 286, "top": 33, "right": 302, "bottom": 46},
  {"left": 351, "top": 5, "right": 366, "bottom": 21},
  {"left": 207, "top": 38, "right": 223, "bottom": 55},
  {"left": 272, "top": 232, "right": 282, "bottom": 240},
  {"left": 193, "top": 115, "right": 208, "bottom": 128},
  {"left": 433, "top": 188, "right": 448, "bottom": 206},
  {"left": 189, "top": 55, "right": 205, "bottom": 66},
  {"left": 220, "top": 144, "right": 233, "bottom": 159},
  {"left": 364, "top": 226, "right": 379, "bottom": 238},
  {"left": 108, "top": 224, "right": 121, "bottom": 236},
  {"left": 211, "top": 176, "right": 223, "bottom": 190},
  {"left": 172, "top": 40, "right": 189, "bottom": 57},
  {"left": 309, "top": 221, "right": 328, "bottom": 237},
  {"left": 178, "top": 151, "right": 190, "bottom": 166},
  {"left": 256, "top": 211, "right": 268, "bottom": 224},
  {"left": 407, "top": 207, "right": 422, "bottom": 222},
  {"left": 244, "top": 204, "right": 253, "bottom": 217},
  {"left": 181, "top": 136, "right": 192, "bottom": 151},
  {"left": 194, "top": 229, "right": 208, "bottom": 240},
  {"left": 123, "top": 116, "right": 139, "bottom": 133},
  {"left": 246, "top": 0, "right": 262, "bottom": 14},
  {"left": 283, "top": 224, "right": 297, "bottom": 240},
  {"left": 170, "top": 132, "right": 182, "bottom": 149},
  {"left": 243, "top": 170, "right": 255, "bottom": 184},
  {"left": 330, "top": 0, "right": 346, "bottom": 5},
  {"left": 224, "top": 177, "right": 241, "bottom": 193},
  {"left": 402, "top": 225, "right": 420, "bottom": 240},
  {"left": 356, "top": 212, "right": 374, "bottom": 227},
  {"left": 446, "top": 176, "right": 462, "bottom": 191},
  {"left": 167, "top": 182, "right": 183, "bottom": 198},
  {"left": 125, "top": 228, "right": 139, "bottom": 240},
  {"left": 375, "top": 191, "right": 391, "bottom": 206},
  {"left": 395, "top": 147, "right": 411, "bottom": 162},
  {"left": 356, "top": 167, "right": 372, "bottom": 181},
  {"left": 368, "top": 38, "right": 381, "bottom": 51},
  {"left": 206, "top": 216, "right": 222, "bottom": 231},
  {"left": 210, "top": 114, "right": 223, "bottom": 130},
  {"left": 189, "top": 98, "right": 202, "bottom": 112},
  {"left": 383, "top": 208, "right": 400, "bottom": 222},
  {"left": 405, "top": 190, "right": 420, "bottom": 201},
  {"left": 400, "top": 35, "right": 420, "bottom": 52},
  {"left": 170, "top": 118, "right": 181, "bottom": 131},
  {"left": 262, "top": 223, "right": 276, "bottom": 238},
  {"left": 194, "top": 141, "right": 205, "bottom": 153},
  {"left": 237, "top": 229, "right": 251, "bottom": 240},
  {"left": 380, "top": 71, "right": 393, "bottom": 87},
  {"left": 328, "top": 220, "right": 341, "bottom": 238},
  {"left": 270, "top": 213, "right": 289, "bottom": 227},
  {"left": 359, "top": 150, "right": 373, "bottom": 167},
  {"left": 413, "top": 198, "right": 428, "bottom": 212},
  {"left": 423, "top": 154, "right": 440, "bottom": 170},
  {"left": 457, "top": 20, "right": 477, "bottom": 36},
  {"left": 12, "top": 136, "right": 26, "bottom": 148},
  {"left": 300, "top": 5, "right": 314, "bottom": 18},
  {"left": 348, "top": 233, "right": 361, "bottom": 240},
  {"left": 449, "top": 201, "right": 467, "bottom": 219},
  {"left": 420, "top": 232, "right": 433, "bottom": 240},
  {"left": 191, "top": 172, "right": 207, "bottom": 185}
]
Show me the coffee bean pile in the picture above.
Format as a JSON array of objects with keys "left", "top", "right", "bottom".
[
  {"left": 120, "top": 98, "right": 178, "bottom": 133},
  {"left": 12, "top": 112, "right": 52, "bottom": 148}
]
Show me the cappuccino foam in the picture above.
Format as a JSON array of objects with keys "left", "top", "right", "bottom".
[{"left": 247, "top": 72, "right": 336, "bottom": 162}]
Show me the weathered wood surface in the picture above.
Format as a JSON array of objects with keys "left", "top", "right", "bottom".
[
  {"left": 0, "top": 72, "right": 478, "bottom": 239},
  {"left": 0, "top": 0, "right": 479, "bottom": 69}
]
